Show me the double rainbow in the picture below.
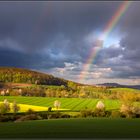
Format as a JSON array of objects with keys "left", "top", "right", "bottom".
[{"left": 79, "top": 1, "right": 132, "bottom": 83}]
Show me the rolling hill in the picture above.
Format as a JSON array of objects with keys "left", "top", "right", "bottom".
[
  {"left": 0, "top": 67, "right": 68, "bottom": 86},
  {"left": 0, "top": 67, "right": 140, "bottom": 91}
]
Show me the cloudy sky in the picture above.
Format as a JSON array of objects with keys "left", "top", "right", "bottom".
[{"left": 0, "top": 1, "right": 140, "bottom": 85}]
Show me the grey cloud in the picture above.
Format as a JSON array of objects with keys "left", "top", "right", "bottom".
[
  {"left": 0, "top": 47, "right": 65, "bottom": 69},
  {"left": 0, "top": 2, "right": 121, "bottom": 52},
  {"left": 0, "top": 1, "right": 140, "bottom": 84}
]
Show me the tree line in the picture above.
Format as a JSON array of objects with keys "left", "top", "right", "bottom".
[
  {"left": 0, "top": 67, "right": 67, "bottom": 86},
  {"left": 1, "top": 83, "right": 140, "bottom": 101}
]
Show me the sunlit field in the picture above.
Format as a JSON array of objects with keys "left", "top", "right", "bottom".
[
  {"left": 0, "top": 102, "right": 68, "bottom": 112},
  {"left": 110, "top": 88, "right": 140, "bottom": 93},
  {"left": 0, "top": 96, "right": 121, "bottom": 111}
]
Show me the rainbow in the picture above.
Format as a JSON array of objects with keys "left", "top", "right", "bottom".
[{"left": 79, "top": 1, "right": 132, "bottom": 83}]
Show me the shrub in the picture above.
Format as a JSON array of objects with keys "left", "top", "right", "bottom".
[
  {"left": 0, "top": 114, "right": 20, "bottom": 122},
  {"left": 131, "top": 105, "right": 140, "bottom": 118},
  {"left": 110, "top": 110, "right": 121, "bottom": 118},
  {"left": 47, "top": 112, "right": 62, "bottom": 119},
  {"left": 93, "top": 108, "right": 106, "bottom": 117},
  {"left": 61, "top": 114, "right": 71, "bottom": 118},
  {"left": 48, "top": 107, "right": 52, "bottom": 112},
  {"left": 26, "top": 108, "right": 35, "bottom": 115},
  {"left": 39, "top": 112, "right": 48, "bottom": 119},
  {"left": 80, "top": 109, "right": 93, "bottom": 117},
  {"left": 119, "top": 104, "right": 139, "bottom": 118},
  {"left": 105, "top": 110, "right": 112, "bottom": 117},
  {"left": 15, "top": 114, "right": 42, "bottom": 122},
  {"left": 9, "top": 90, "right": 19, "bottom": 96},
  {"left": 120, "top": 104, "right": 132, "bottom": 118}
]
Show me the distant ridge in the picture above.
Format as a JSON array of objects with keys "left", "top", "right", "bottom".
[
  {"left": 97, "top": 83, "right": 140, "bottom": 90},
  {"left": 97, "top": 83, "right": 121, "bottom": 87}
]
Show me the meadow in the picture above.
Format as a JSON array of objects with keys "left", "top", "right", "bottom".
[
  {"left": 0, "top": 96, "right": 121, "bottom": 112},
  {"left": 110, "top": 87, "right": 140, "bottom": 93},
  {"left": 2, "top": 88, "right": 139, "bottom": 139},
  {"left": 0, "top": 118, "right": 140, "bottom": 138}
]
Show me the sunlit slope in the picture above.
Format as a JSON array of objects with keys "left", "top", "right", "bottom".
[
  {"left": 0, "top": 67, "right": 67, "bottom": 86},
  {"left": 0, "top": 96, "right": 121, "bottom": 111}
]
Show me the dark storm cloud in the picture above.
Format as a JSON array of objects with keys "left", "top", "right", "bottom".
[
  {"left": 0, "top": 47, "right": 65, "bottom": 69},
  {"left": 108, "top": 2, "right": 140, "bottom": 79},
  {"left": 81, "top": 2, "right": 140, "bottom": 80},
  {"left": 0, "top": 2, "right": 121, "bottom": 51},
  {"left": 0, "top": 1, "right": 122, "bottom": 67},
  {"left": 0, "top": 1, "right": 140, "bottom": 83}
]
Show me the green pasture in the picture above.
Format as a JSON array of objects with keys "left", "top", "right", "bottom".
[
  {"left": 0, "top": 118, "right": 140, "bottom": 138},
  {"left": 110, "top": 87, "right": 140, "bottom": 93},
  {"left": 0, "top": 96, "right": 121, "bottom": 111}
]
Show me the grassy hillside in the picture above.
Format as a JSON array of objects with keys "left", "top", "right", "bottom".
[
  {"left": 0, "top": 67, "right": 67, "bottom": 86},
  {"left": 0, "top": 118, "right": 140, "bottom": 138}
]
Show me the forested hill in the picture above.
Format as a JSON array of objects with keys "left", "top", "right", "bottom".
[{"left": 0, "top": 67, "right": 68, "bottom": 86}]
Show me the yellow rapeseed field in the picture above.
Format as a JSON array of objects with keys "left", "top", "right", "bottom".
[{"left": 0, "top": 102, "right": 68, "bottom": 113}]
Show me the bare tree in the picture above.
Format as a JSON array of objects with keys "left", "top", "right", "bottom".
[
  {"left": 54, "top": 100, "right": 61, "bottom": 110},
  {"left": 12, "top": 101, "right": 20, "bottom": 114},
  {"left": 1, "top": 90, "right": 5, "bottom": 96},
  {"left": 0, "top": 99, "right": 10, "bottom": 114},
  {"left": 96, "top": 101, "right": 105, "bottom": 110},
  {"left": 3, "top": 99, "right": 10, "bottom": 111}
]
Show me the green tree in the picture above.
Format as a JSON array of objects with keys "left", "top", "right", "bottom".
[
  {"left": 119, "top": 93, "right": 136, "bottom": 118},
  {"left": 67, "top": 81, "right": 77, "bottom": 91}
]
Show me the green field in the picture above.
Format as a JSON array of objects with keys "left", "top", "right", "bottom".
[
  {"left": 0, "top": 118, "right": 140, "bottom": 138},
  {"left": 110, "top": 87, "right": 140, "bottom": 93},
  {"left": 0, "top": 96, "right": 121, "bottom": 111}
]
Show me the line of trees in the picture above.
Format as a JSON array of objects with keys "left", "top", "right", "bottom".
[
  {"left": 1, "top": 84, "right": 140, "bottom": 101},
  {"left": 80, "top": 100, "right": 140, "bottom": 118},
  {"left": 0, "top": 99, "right": 20, "bottom": 114}
]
